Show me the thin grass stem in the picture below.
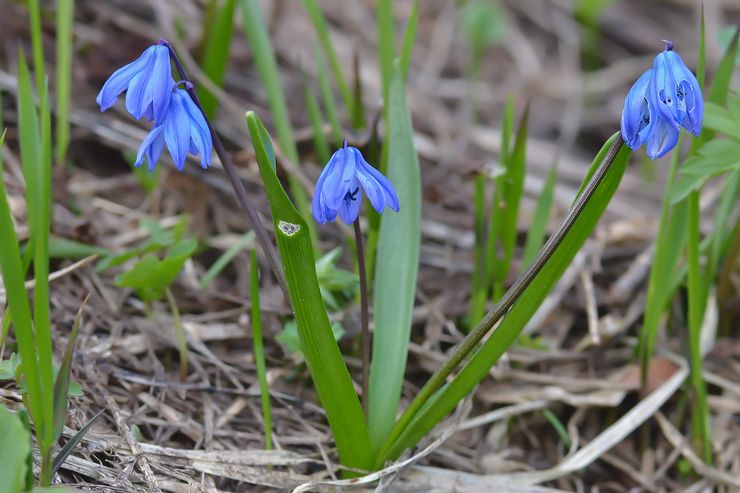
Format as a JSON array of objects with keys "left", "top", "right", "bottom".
[
  {"left": 354, "top": 219, "right": 370, "bottom": 415},
  {"left": 250, "top": 250, "right": 273, "bottom": 450}
]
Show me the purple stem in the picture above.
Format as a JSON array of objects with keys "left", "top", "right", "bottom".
[{"left": 161, "top": 40, "right": 288, "bottom": 300}]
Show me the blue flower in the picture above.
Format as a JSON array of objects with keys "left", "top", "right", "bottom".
[
  {"left": 312, "top": 142, "right": 399, "bottom": 224},
  {"left": 96, "top": 44, "right": 174, "bottom": 123},
  {"left": 620, "top": 41, "right": 701, "bottom": 160},
  {"left": 134, "top": 89, "right": 213, "bottom": 171},
  {"left": 621, "top": 68, "right": 679, "bottom": 159},
  {"left": 651, "top": 41, "right": 703, "bottom": 136}
]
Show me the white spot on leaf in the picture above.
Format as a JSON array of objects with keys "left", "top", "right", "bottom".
[{"left": 278, "top": 220, "right": 300, "bottom": 236}]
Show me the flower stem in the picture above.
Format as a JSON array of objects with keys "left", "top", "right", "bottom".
[
  {"left": 354, "top": 219, "right": 370, "bottom": 415},
  {"left": 161, "top": 40, "right": 288, "bottom": 300}
]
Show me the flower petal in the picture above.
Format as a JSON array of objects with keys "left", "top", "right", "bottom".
[
  {"left": 338, "top": 178, "right": 362, "bottom": 224},
  {"left": 134, "top": 125, "right": 165, "bottom": 170},
  {"left": 356, "top": 151, "right": 399, "bottom": 212},
  {"left": 164, "top": 92, "right": 192, "bottom": 170},
  {"left": 96, "top": 45, "right": 156, "bottom": 112},
  {"left": 180, "top": 92, "right": 213, "bottom": 167},
  {"left": 621, "top": 69, "right": 655, "bottom": 150},
  {"left": 312, "top": 161, "right": 332, "bottom": 223},
  {"left": 149, "top": 46, "right": 174, "bottom": 123},
  {"left": 321, "top": 148, "right": 356, "bottom": 211},
  {"left": 645, "top": 115, "right": 679, "bottom": 160},
  {"left": 651, "top": 48, "right": 702, "bottom": 136}
]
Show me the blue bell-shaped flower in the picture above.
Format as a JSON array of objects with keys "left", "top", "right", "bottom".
[
  {"left": 651, "top": 41, "right": 703, "bottom": 137},
  {"left": 134, "top": 88, "right": 213, "bottom": 171},
  {"left": 96, "top": 43, "right": 174, "bottom": 123},
  {"left": 312, "top": 141, "right": 399, "bottom": 224}
]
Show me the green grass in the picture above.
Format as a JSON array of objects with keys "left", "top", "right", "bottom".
[
  {"left": 55, "top": 0, "right": 74, "bottom": 167},
  {"left": 250, "top": 250, "right": 273, "bottom": 450}
]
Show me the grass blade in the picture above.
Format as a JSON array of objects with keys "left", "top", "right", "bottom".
[
  {"left": 686, "top": 190, "right": 711, "bottom": 463},
  {"left": 315, "top": 48, "right": 343, "bottom": 145},
  {"left": 367, "top": 64, "right": 422, "bottom": 452},
  {"left": 197, "top": 0, "right": 236, "bottom": 119},
  {"left": 301, "top": 0, "right": 358, "bottom": 128},
  {"left": 50, "top": 409, "right": 105, "bottom": 477},
  {"left": 378, "top": 134, "right": 630, "bottom": 463},
  {"left": 55, "top": 0, "right": 73, "bottom": 167},
  {"left": 304, "top": 84, "right": 330, "bottom": 164},
  {"left": 199, "top": 231, "right": 255, "bottom": 289},
  {"left": 377, "top": 0, "right": 395, "bottom": 105},
  {"left": 27, "top": 0, "right": 45, "bottom": 95},
  {"left": 0, "top": 130, "right": 43, "bottom": 433},
  {"left": 399, "top": 0, "right": 419, "bottom": 81},
  {"left": 521, "top": 164, "right": 557, "bottom": 269},
  {"left": 250, "top": 250, "right": 273, "bottom": 449},
  {"left": 52, "top": 296, "right": 88, "bottom": 443},
  {"left": 238, "top": 0, "right": 315, "bottom": 246},
  {"left": 247, "top": 111, "right": 372, "bottom": 470}
]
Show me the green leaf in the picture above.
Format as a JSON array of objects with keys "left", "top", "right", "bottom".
[
  {"left": 0, "top": 406, "right": 32, "bottom": 493},
  {"left": 521, "top": 165, "right": 557, "bottom": 269},
  {"left": 247, "top": 111, "right": 373, "bottom": 470},
  {"left": 50, "top": 409, "right": 104, "bottom": 479},
  {"left": 199, "top": 231, "right": 255, "bottom": 289},
  {"left": 7, "top": 63, "right": 45, "bottom": 435},
  {"left": 115, "top": 239, "right": 197, "bottom": 301},
  {"left": 52, "top": 300, "right": 87, "bottom": 443},
  {"left": 277, "top": 319, "right": 345, "bottom": 356},
  {"left": 55, "top": 0, "right": 74, "bottom": 167},
  {"left": 0, "top": 353, "right": 21, "bottom": 380},
  {"left": 381, "top": 135, "right": 631, "bottom": 462},
  {"left": 47, "top": 236, "right": 109, "bottom": 259},
  {"left": 703, "top": 101, "right": 740, "bottom": 140},
  {"left": 302, "top": 0, "right": 357, "bottom": 128},
  {"left": 680, "top": 140, "right": 740, "bottom": 176},
  {"left": 197, "top": 0, "right": 237, "bottom": 119},
  {"left": 377, "top": 0, "right": 395, "bottom": 106},
  {"left": 367, "top": 64, "right": 422, "bottom": 452},
  {"left": 304, "top": 84, "right": 330, "bottom": 165},
  {"left": 399, "top": 0, "right": 419, "bottom": 82},
  {"left": 250, "top": 250, "right": 272, "bottom": 450}
]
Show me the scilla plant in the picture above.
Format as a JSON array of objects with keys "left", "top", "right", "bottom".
[{"left": 93, "top": 17, "right": 738, "bottom": 478}]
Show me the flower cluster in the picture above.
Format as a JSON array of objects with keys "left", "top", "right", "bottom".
[
  {"left": 312, "top": 141, "right": 399, "bottom": 224},
  {"left": 96, "top": 42, "right": 212, "bottom": 171},
  {"left": 621, "top": 41, "right": 703, "bottom": 159}
]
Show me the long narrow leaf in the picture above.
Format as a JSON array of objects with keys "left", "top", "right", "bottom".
[
  {"left": 198, "top": 0, "right": 236, "bottom": 119},
  {"left": 250, "top": 250, "right": 273, "bottom": 450},
  {"left": 367, "top": 65, "right": 422, "bottom": 452},
  {"left": 301, "top": 0, "right": 356, "bottom": 127},
  {"left": 399, "top": 0, "right": 419, "bottom": 82},
  {"left": 246, "top": 111, "right": 372, "bottom": 470},
  {"left": 521, "top": 164, "right": 557, "bottom": 269},
  {"left": 377, "top": 0, "right": 395, "bottom": 105},
  {"left": 52, "top": 297, "right": 88, "bottom": 442},
  {"left": 381, "top": 136, "right": 631, "bottom": 462},
  {"left": 55, "top": 0, "right": 73, "bottom": 166},
  {"left": 50, "top": 409, "right": 104, "bottom": 477},
  {"left": 0, "top": 130, "right": 43, "bottom": 430}
]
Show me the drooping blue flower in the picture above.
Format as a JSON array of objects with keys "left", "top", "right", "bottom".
[
  {"left": 312, "top": 141, "right": 399, "bottom": 224},
  {"left": 651, "top": 41, "right": 703, "bottom": 136},
  {"left": 620, "top": 41, "right": 701, "bottom": 160},
  {"left": 621, "top": 68, "right": 679, "bottom": 159},
  {"left": 134, "top": 88, "right": 213, "bottom": 171},
  {"left": 96, "top": 43, "right": 174, "bottom": 123}
]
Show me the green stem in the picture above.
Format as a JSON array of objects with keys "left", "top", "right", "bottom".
[{"left": 353, "top": 219, "right": 371, "bottom": 415}]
